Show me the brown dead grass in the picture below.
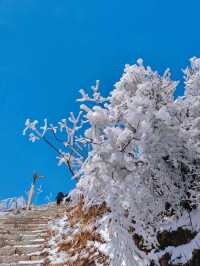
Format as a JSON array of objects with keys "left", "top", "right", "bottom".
[
  {"left": 54, "top": 197, "right": 110, "bottom": 266},
  {"left": 67, "top": 197, "right": 110, "bottom": 228},
  {"left": 45, "top": 197, "right": 110, "bottom": 266},
  {"left": 58, "top": 230, "right": 105, "bottom": 253}
]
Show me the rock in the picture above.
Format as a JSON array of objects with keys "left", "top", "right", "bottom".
[{"left": 157, "top": 227, "right": 196, "bottom": 249}]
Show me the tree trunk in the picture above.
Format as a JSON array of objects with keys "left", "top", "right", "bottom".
[{"left": 26, "top": 182, "right": 35, "bottom": 210}]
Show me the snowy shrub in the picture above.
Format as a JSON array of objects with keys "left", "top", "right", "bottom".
[{"left": 24, "top": 57, "right": 200, "bottom": 266}]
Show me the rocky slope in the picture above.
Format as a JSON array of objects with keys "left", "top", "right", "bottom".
[
  {"left": 47, "top": 198, "right": 111, "bottom": 266},
  {"left": 1, "top": 201, "right": 200, "bottom": 266},
  {"left": 46, "top": 200, "right": 200, "bottom": 266}
]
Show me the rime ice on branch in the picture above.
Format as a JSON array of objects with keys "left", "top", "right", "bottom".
[
  {"left": 23, "top": 80, "right": 108, "bottom": 178},
  {"left": 24, "top": 58, "right": 200, "bottom": 266}
]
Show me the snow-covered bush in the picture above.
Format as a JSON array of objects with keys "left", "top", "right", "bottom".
[{"left": 24, "top": 57, "right": 200, "bottom": 266}]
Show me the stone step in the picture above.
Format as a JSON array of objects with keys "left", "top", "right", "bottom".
[
  {"left": 0, "top": 238, "right": 46, "bottom": 248},
  {"left": 0, "top": 220, "right": 49, "bottom": 225},
  {"left": 14, "top": 210, "right": 64, "bottom": 216},
  {"left": 0, "top": 222, "right": 47, "bottom": 227},
  {"left": 13, "top": 215, "right": 62, "bottom": 220},
  {"left": 27, "top": 207, "right": 65, "bottom": 210},
  {"left": 28, "top": 208, "right": 65, "bottom": 212},
  {"left": 0, "top": 203, "right": 66, "bottom": 266},
  {"left": 0, "top": 235, "right": 24, "bottom": 241},
  {"left": 0, "top": 244, "right": 45, "bottom": 256},
  {"left": 33, "top": 205, "right": 65, "bottom": 209},
  {"left": 16, "top": 245, "right": 46, "bottom": 255},
  {"left": 22, "top": 234, "right": 48, "bottom": 241},
  {"left": 22, "top": 230, "right": 47, "bottom": 235},
  {"left": 0, "top": 229, "right": 47, "bottom": 236},
  {"left": 0, "top": 225, "right": 46, "bottom": 231},
  {"left": 1, "top": 223, "right": 47, "bottom": 227},
  {"left": 0, "top": 217, "right": 49, "bottom": 222},
  {"left": 22, "top": 213, "right": 65, "bottom": 218},
  {"left": 0, "top": 260, "right": 44, "bottom": 266},
  {"left": 31, "top": 209, "right": 65, "bottom": 213},
  {"left": 0, "top": 234, "right": 47, "bottom": 242},
  {"left": 0, "top": 253, "right": 45, "bottom": 263},
  {"left": 7, "top": 232, "right": 47, "bottom": 239},
  {"left": 26, "top": 206, "right": 65, "bottom": 211},
  {"left": 29, "top": 209, "right": 65, "bottom": 213},
  {"left": 16, "top": 260, "right": 44, "bottom": 266}
]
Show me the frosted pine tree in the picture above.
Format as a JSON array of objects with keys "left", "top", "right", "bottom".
[{"left": 24, "top": 57, "right": 200, "bottom": 266}]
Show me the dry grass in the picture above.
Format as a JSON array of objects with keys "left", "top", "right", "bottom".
[
  {"left": 46, "top": 197, "right": 110, "bottom": 266},
  {"left": 67, "top": 197, "right": 110, "bottom": 228},
  {"left": 53, "top": 198, "right": 110, "bottom": 266},
  {"left": 58, "top": 230, "right": 105, "bottom": 253},
  {"left": 56, "top": 248, "right": 109, "bottom": 266}
]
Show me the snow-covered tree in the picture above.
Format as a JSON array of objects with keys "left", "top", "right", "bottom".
[{"left": 24, "top": 57, "right": 200, "bottom": 266}]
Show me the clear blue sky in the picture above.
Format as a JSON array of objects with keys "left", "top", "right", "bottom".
[{"left": 0, "top": 0, "right": 200, "bottom": 204}]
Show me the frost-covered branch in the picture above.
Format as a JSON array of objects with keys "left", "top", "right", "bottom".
[
  {"left": 23, "top": 111, "right": 86, "bottom": 178},
  {"left": 23, "top": 58, "right": 200, "bottom": 266}
]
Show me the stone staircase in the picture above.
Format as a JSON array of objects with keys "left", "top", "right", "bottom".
[{"left": 0, "top": 204, "right": 65, "bottom": 266}]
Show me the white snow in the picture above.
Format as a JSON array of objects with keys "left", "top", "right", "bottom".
[
  {"left": 24, "top": 57, "right": 200, "bottom": 265},
  {"left": 0, "top": 196, "right": 26, "bottom": 212}
]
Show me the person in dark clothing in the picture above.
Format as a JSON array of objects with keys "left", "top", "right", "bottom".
[{"left": 56, "top": 192, "right": 65, "bottom": 205}]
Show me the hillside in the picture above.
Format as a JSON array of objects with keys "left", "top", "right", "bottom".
[
  {"left": 47, "top": 200, "right": 200, "bottom": 266},
  {"left": 1, "top": 199, "right": 200, "bottom": 265}
]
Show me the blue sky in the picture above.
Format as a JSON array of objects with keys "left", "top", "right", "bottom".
[{"left": 0, "top": 0, "right": 200, "bottom": 203}]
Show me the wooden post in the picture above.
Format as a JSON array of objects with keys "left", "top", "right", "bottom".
[{"left": 26, "top": 172, "right": 44, "bottom": 210}]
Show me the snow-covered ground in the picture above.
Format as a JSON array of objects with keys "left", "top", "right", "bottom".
[
  {"left": 148, "top": 208, "right": 200, "bottom": 265},
  {"left": 46, "top": 201, "right": 200, "bottom": 266},
  {"left": 47, "top": 200, "right": 111, "bottom": 265}
]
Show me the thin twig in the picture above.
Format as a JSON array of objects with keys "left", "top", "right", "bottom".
[{"left": 42, "top": 136, "right": 75, "bottom": 176}]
